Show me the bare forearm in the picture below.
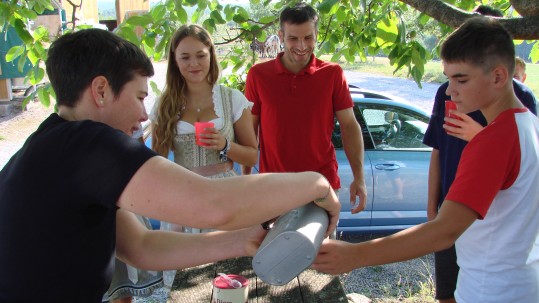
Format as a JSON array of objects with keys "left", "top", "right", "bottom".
[
  {"left": 120, "top": 230, "right": 247, "bottom": 271},
  {"left": 208, "top": 172, "right": 331, "bottom": 230},
  {"left": 227, "top": 143, "right": 258, "bottom": 167},
  {"left": 341, "top": 121, "right": 365, "bottom": 182},
  {"left": 352, "top": 221, "right": 454, "bottom": 268},
  {"left": 427, "top": 149, "right": 441, "bottom": 220},
  {"left": 120, "top": 159, "right": 333, "bottom": 231}
]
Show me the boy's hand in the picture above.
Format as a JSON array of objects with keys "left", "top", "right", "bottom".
[
  {"left": 242, "top": 225, "right": 269, "bottom": 256},
  {"left": 443, "top": 111, "right": 484, "bottom": 142},
  {"left": 311, "top": 239, "right": 358, "bottom": 274}
]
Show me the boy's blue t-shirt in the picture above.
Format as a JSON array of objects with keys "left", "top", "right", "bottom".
[{"left": 423, "top": 80, "right": 537, "bottom": 207}]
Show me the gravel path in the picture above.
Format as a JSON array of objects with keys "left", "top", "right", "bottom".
[{"left": 0, "top": 62, "right": 440, "bottom": 302}]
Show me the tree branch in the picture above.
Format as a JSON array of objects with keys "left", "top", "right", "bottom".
[{"left": 399, "top": 0, "right": 539, "bottom": 40}]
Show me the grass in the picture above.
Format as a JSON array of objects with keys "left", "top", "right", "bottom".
[
  {"left": 339, "top": 233, "right": 436, "bottom": 303},
  {"left": 321, "top": 55, "right": 539, "bottom": 96}
]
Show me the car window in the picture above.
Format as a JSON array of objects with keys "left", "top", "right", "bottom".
[
  {"left": 360, "top": 105, "right": 430, "bottom": 150},
  {"left": 332, "top": 105, "right": 375, "bottom": 150}
]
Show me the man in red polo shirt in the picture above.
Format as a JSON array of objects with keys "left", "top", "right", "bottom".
[{"left": 245, "top": 3, "right": 367, "bottom": 214}]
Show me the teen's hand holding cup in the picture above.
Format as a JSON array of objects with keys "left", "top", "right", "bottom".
[
  {"left": 443, "top": 100, "right": 484, "bottom": 142},
  {"left": 194, "top": 121, "right": 214, "bottom": 146}
]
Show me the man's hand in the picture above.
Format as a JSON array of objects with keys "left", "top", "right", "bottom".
[
  {"left": 311, "top": 239, "right": 358, "bottom": 274},
  {"left": 350, "top": 179, "right": 367, "bottom": 214},
  {"left": 315, "top": 188, "right": 341, "bottom": 238},
  {"left": 443, "top": 111, "right": 484, "bottom": 142}
]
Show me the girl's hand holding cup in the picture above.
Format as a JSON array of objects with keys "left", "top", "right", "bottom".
[{"left": 194, "top": 122, "right": 214, "bottom": 146}]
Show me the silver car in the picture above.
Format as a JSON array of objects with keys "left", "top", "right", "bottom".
[{"left": 337, "top": 86, "right": 431, "bottom": 235}]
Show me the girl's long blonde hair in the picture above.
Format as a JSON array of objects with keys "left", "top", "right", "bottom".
[{"left": 152, "top": 24, "right": 220, "bottom": 157}]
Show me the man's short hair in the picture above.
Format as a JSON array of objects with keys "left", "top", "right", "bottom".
[
  {"left": 46, "top": 29, "right": 154, "bottom": 108},
  {"left": 441, "top": 17, "right": 515, "bottom": 75},
  {"left": 280, "top": 2, "right": 319, "bottom": 31}
]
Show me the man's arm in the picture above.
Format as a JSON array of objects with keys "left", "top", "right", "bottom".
[
  {"left": 242, "top": 114, "right": 260, "bottom": 175},
  {"left": 117, "top": 157, "right": 340, "bottom": 235},
  {"left": 427, "top": 149, "right": 441, "bottom": 221},
  {"left": 115, "top": 210, "right": 267, "bottom": 270},
  {"left": 312, "top": 200, "right": 478, "bottom": 274},
  {"left": 335, "top": 108, "right": 367, "bottom": 213}
]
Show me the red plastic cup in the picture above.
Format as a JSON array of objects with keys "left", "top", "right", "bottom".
[
  {"left": 444, "top": 100, "right": 462, "bottom": 127},
  {"left": 194, "top": 121, "right": 214, "bottom": 146}
]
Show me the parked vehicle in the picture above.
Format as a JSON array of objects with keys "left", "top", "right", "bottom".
[
  {"left": 143, "top": 86, "right": 432, "bottom": 234},
  {"left": 336, "top": 85, "right": 431, "bottom": 235}
]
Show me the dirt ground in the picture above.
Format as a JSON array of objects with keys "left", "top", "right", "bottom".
[{"left": 0, "top": 100, "right": 54, "bottom": 168}]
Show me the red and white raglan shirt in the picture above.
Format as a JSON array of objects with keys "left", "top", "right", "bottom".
[{"left": 446, "top": 108, "right": 539, "bottom": 302}]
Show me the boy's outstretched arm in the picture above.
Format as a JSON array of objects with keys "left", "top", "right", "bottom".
[
  {"left": 312, "top": 200, "right": 478, "bottom": 275},
  {"left": 115, "top": 210, "right": 268, "bottom": 270}
]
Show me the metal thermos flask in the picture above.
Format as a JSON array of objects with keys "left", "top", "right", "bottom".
[{"left": 252, "top": 203, "right": 329, "bottom": 285}]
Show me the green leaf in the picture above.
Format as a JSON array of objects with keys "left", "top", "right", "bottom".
[
  {"left": 5, "top": 45, "right": 24, "bottom": 62},
  {"left": 335, "top": 8, "right": 347, "bottom": 23},
  {"left": 17, "top": 52, "right": 28, "bottom": 73},
  {"left": 177, "top": 6, "right": 188, "bottom": 24},
  {"left": 317, "top": 0, "right": 340, "bottom": 14},
  {"left": 232, "top": 7, "right": 250, "bottom": 24},
  {"left": 17, "top": 8, "right": 38, "bottom": 20},
  {"left": 192, "top": 9, "right": 202, "bottom": 22},
  {"left": 151, "top": 4, "right": 167, "bottom": 20},
  {"left": 203, "top": 19, "right": 216, "bottom": 34},
  {"left": 126, "top": 15, "right": 153, "bottom": 27},
  {"left": 411, "top": 65, "right": 424, "bottom": 88},
  {"left": 27, "top": 66, "right": 45, "bottom": 85},
  {"left": 117, "top": 27, "right": 140, "bottom": 44},
  {"left": 28, "top": 48, "right": 39, "bottom": 65},
  {"left": 37, "top": 85, "right": 50, "bottom": 107},
  {"left": 33, "top": 27, "right": 48, "bottom": 42},
  {"left": 530, "top": 42, "right": 539, "bottom": 63},
  {"left": 150, "top": 80, "right": 162, "bottom": 96},
  {"left": 143, "top": 35, "right": 156, "bottom": 48},
  {"left": 376, "top": 17, "right": 398, "bottom": 45},
  {"left": 13, "top": 19, "right": 34, "bottom": 44},
  {"left": 143, "top": 43, "right": 155, "bottom": 57},
  {"left": 259, "top": 16, "right": 275, "bottom": 23},
  {"left": 210, "top": 10, "right": 226, "bottom": 24}
]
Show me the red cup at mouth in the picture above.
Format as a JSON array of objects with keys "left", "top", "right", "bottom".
[
  {"left": 194, "top": 121, "right": 214, "bottom": 146},
  {"left": 445, "top": 100, "right": 462, "bottom": 128}
]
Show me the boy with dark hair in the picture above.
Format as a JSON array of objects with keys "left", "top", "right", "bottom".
[
  {"left": 424, "top": 6, "right": 536, "bottom": 303},
  {"left": 313, "top": 17, "right": 539, "bottom": 303},
  {"left": 425, "top": 62, "right": 536, "bottom": 303},
  {"left": 0, "top": 28, "right": 340, "bottom": 302}
]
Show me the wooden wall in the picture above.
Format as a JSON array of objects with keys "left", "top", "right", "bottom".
[
  {"left": 63, "top": 0, "right": 99, "bottom": 26},
  {"left": 116, "top": 0, "right": 150, "bottom": 24}
]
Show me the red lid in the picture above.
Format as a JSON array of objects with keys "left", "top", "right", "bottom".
[{"left": 212, "top": 274, "right": 248, "bottom": 289}]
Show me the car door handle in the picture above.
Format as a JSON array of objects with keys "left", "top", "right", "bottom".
[{"left": 375, "top": 163, "right": 400, "bottom": 171}]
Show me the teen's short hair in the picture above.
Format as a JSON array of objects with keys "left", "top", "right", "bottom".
[
  {"left": 441, "top": 17, "right": 515, "bottom": 75},
  {"left": 46, "top": 29, "right": 154, "bottom": 107},
  {"left": 280, "top": 2, "right": 319, "bottom": 31},
  {"left": 515, "top": 57, "right": 526, "bottom": 71}
]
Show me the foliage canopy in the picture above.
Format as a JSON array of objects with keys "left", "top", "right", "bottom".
[{"left": 1, "top": 0, "right": 538, "bottom": 107}]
